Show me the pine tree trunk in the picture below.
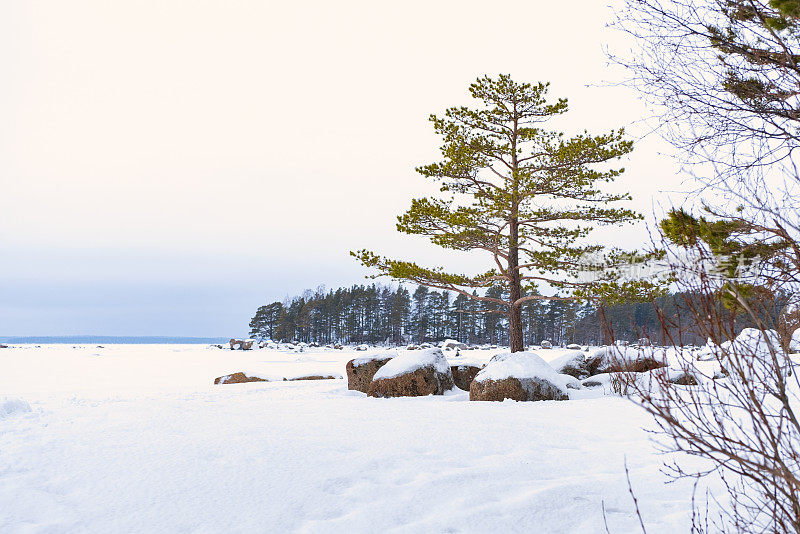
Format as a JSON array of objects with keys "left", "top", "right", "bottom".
[
  {"left": 509, "top": 108, "right": 524, "bottom": 353},
  {"left": 509, "top": 302, "right": 524, "bottom": 352},
  {"left": 509, "top": 218, "right": 524, "bottom": 352}
]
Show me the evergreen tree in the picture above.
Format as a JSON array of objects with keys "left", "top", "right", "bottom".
[
  {"left": 353, "top": 75, "right": 658, "bottom": 352},
  {"left": 248, "top": 301, "right": 284, "bottom": 340}
]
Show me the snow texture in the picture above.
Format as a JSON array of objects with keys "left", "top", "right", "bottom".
[
  {"left": 372, "top": 348, "right": 450, "bottom": 380},
  {"left": 548, "top": 350, "right": 586, "bottom": 373},
  {"left": 791, "top": 328, "right": 800, "bottom": 353},
  {"left": 0, "top": 397, "right": 31, "bottom": 419},
  {"left": 0, "top": 343, "right": 719, "bottom": 533}
]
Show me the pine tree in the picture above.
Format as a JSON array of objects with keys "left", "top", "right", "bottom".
[
  {"left": 249, "top": 302, "right": 284, "bottom": 340},
  {"left": 353, "top": 75, "right": 658, "bottom": 352}
]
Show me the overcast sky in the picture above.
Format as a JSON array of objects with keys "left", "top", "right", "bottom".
[{"left": 0, "top": 0, "right": 685, "bottom": 337}]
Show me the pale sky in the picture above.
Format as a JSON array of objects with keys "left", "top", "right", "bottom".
[{"left": 0, "top": 0, "right": 684, "bottom": 336}]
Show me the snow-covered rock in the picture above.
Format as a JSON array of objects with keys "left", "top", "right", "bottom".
[
  {"left": 214, "top": 372, "right": 269, "bottom": 384},
  {"left": 566, "top": 343, "right": 581, "bottom": 350},
  {"left": 539, "top": 340, "right": 553, "bottom": 349},
  {"left": 548, "top": 350, "right": 588, "bottom": 379},
  {"left": 367, "top": 348, "right": 454, "bottom": 397},
  {"left": 585, "top": 346, "right": 667, "bottom": 375},
  {"left": 355, "top": 344, "right": 369, "bottom": 351},
  {"left": 346, "top": 352, "right": 397, "bottom": 393},
  {"left": 470, "top": 351, "right": 570, "bottom": 402},
  {"left": 441, "top": 339, "right": 467, "bottom": 350}
]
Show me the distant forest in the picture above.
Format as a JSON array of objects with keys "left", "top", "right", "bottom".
[{"left": 248, "top": 284, "right": 736, "bottom": 346}]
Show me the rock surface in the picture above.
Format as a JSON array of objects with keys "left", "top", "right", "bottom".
[
  {"left": 470, "top": 376, "right": 569, "bottom": 402},
  {"left": 450, "top": 364, "right": 481, "bottom": 391},
  {"left": 346, "top": 353, "right": 395, "bottom": 393}
]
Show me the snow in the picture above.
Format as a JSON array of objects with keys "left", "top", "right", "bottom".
[
  {"left": 0, "top": 343, "right": 716, "bottom": 533},
  {"left": 372, "top": 348, "right": 450, "bottom": 380},
  {"left": 547, "top": 350, "right": 585, "bottom": 373},
  {"left": 0, "top": 397, "right": 31, "bottom": 419},
  {"left": 351, "top": 350, "right": 397, "bottom": 367},
  {"left": 791, "top": 328, "right": 800, "bottom": 353}
]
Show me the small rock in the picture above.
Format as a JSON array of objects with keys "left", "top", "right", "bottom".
[{"left": 214, "top": 372, "right": 269, "bottom": 385}]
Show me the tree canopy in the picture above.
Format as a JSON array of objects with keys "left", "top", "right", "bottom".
[{"left": 353, "top": 74, "right": 660, "bottom": 351}]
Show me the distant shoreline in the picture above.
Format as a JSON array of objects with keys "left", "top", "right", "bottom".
[{"left": 0, "top": 336, "right": 232, "bottom": 345}]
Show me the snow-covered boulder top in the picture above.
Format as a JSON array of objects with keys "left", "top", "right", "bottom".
[
  {"left": 373, "top": 348, "right": 450, "bottom": 381},
  {"left": 351, "top": 351, "right": 397, "bottom": 367},
  {"left": 477, "top": 352, "right": 567, "bottom": 390}
]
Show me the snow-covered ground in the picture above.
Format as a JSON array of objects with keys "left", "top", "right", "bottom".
[{"left": 0, "top": 344, "right": 705, "bottom": 533}]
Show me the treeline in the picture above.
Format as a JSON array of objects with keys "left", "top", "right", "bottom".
[{"left": 248, "top": 284, "right": 743, "bottom": 346}]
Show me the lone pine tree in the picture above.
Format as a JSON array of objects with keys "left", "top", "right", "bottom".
[{"left": 353, "top": 75, "right": 657, "bottom": 352}]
